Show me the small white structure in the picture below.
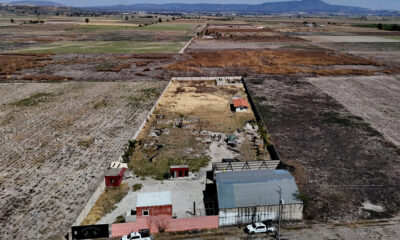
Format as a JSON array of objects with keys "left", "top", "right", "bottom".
[
  {"left": 109, "top": 162, "right": 128, "bottom": 169},
  {"left": 232, "top": 98, "right": 249, "bottom": 112}
]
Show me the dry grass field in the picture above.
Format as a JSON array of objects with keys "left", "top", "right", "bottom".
[
  {"left": 166, "top": 49, "right": 382, "bottom": 76},
  {"left": 129, "top": 80, "right": 267, "bottom": 179},
  {"left": 0, "top": 81, "right": 166, "bottom": 239}
]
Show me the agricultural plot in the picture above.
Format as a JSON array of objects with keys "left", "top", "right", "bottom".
[
  {"left": 0, "top": 81, "right": 166, "bottom": 239},
  {"left": 0, "top": 53, "right": 177, "bottom": 82},
  {"left": 299, "top": 35, "right": 400, "bottom": 43},
  {"left": 0, "top": 19, "right": 199, "bottom": 53},
  {"left": 246, "top": 77, "right": 400, "bottom": 222},
  {"left": 307, "top": 75, "right": 400, "bottom": 148},
  {"left": 15, "top": 41, "right": 186, "bottom": 53},
  {"left": 166, "top": 49, "right": 384, "bottom": 76}
]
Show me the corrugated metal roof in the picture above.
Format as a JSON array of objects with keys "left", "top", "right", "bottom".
[
  {"left": 216, "top": 170, "right": 302, "bottom": 209},
  {"left": 137, "top": 191, "right": 171, "bottom": 207}
]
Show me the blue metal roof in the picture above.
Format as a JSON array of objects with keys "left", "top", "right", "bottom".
[{"left": 216, "top": 170, "right": 302, "bottom": 209}]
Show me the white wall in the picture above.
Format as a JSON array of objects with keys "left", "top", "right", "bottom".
[{"left": 218, "top": 204, "right": 303, "bottom": 226}]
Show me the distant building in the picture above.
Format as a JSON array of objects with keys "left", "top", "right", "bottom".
[
  {"left": 136, "top": 191, "right": 172, "bottom": 217},
  {"left": 105, "top": 168, "right": 126, "bottom": 187},
  {"left": 232, "top": 99, "right": 249, "bottom": 112},
  {"left": 170, "top": 165, "right": 189, "bottom": 178},
  {"left": 216, "top": 170, "right": 303, "bottom": 226}
]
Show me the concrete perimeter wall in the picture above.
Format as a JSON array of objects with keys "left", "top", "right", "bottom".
[{"left": 171, "top": 76, "right": 242, "bottom": 81}]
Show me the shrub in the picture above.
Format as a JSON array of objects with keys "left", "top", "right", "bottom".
[{"left": 132, "top": 183, "right": 143, "bottom": 192}]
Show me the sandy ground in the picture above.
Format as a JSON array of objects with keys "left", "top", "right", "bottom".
[
  {"left": 299, "top": 35, "right": 400, "bottom": 43},
  {"left": 0, "top": 81, "right": 165, "bottom": 239},
  {"left": 307, "top": 75, "right": 400, "bottom": 147}
]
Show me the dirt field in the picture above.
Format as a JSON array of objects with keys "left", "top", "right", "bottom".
[
  {"left": 0, "top": 81, "right": 166, "bottom": 239},
  {"left": 0, "top": 53, "right": 177, "bottom": 82},
  {"left": 307, "top": 75, "right": 400, "bottom": 148},
  {"left": 299, "top": 35, "right": 400, "bottom": 43},
  {"left": 246, "top": 76, "right": 400, "bottom": 222},
  {"left": 166, "top": 49, "right": 383, "bottom": 76}
]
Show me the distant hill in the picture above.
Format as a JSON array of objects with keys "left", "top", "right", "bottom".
[
  {"left": 8, "top": 1, "right": 65, "bottom": 7},
  {"left": 87, "top": 0, "right": 397, "bottom": 16}
]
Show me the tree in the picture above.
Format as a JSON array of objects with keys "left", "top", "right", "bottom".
[
  {"left": 378, "top": 23, "right": 383, "bottom": 30},
  {"left": 392, "top": 24, "right": 400, "bottom": 31},
  {"left": 10, "top": 18, "right": 14, "bottom": 24},
  {"left": 85, "top": 18, "right": 89, "bottom": 24},
  {"left": 172, "top": 16, "right": 175, "bottom": 21},
  {"left": 158, "top": 17, "right": 162, "bottom": 23},
  {"left": 125, "top": 15, "right": 129, "bottom": 21}
]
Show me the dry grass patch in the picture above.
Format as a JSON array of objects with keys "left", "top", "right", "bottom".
[
  {"left": 166, "top": 50, "right": 380, "bottom": 75},
  {"left": 0, "top": 53, "right": 53, "bottom": 75},
  {"left": 81, "top": 183, "right": 129, "bottom": 225}
]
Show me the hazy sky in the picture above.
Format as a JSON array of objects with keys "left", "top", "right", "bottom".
[{"left": 4, "top": 0, "right": 400, "bottom": 10}]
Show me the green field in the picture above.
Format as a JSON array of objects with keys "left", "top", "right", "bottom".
[{"left": 15, "top": 41, "right": 186, "bottom": 53}]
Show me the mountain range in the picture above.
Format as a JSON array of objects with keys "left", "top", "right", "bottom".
[
  {"left": 7, "top": 0, "right": 65, "bottom": 7},
  {"left": 3, "top": 0, "right": 399, "bottom": 15}
]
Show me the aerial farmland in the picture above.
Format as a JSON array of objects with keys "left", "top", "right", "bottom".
[{"left": 1, "top": 1, "right": 400, "bottom": 240}]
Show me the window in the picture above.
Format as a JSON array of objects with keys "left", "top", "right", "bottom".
[
  {"left": 142, "top": 210, "right": 149, "bottom": 216},
  {"left": 110, "top": 179, "right": 114, "bottom": 184}
]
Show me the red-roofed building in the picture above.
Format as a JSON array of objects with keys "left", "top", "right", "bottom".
[{"left": 232, "top": 99, "right": 249, "bottom": 112}]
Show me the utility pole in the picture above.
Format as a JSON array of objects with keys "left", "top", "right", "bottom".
[{"left": 277, "top": 186, "right": 282, "bottom": 240}]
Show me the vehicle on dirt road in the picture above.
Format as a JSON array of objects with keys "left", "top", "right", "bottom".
[{"left": 245, "top": 222, "right": 276, "bottom": 234}]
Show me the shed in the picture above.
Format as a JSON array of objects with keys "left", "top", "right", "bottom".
[
  {"left": 216, "top": 170, "right": 303, "bottom": 226},
  {"left": 170, "top": 165, "right": 189, "bottom": 178},
  {"left": 136, "top": 191, "right": 172, "bottom": 217},
  {"left": 232, "top": 99, "right": 249, "bottom": 112},
  {"left": 105, "top": 168, "right": 126, "bottom": 187}
]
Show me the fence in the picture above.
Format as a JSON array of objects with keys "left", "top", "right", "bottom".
[{"left": 242, "top": 78, "right": 281, "bottom": 160}]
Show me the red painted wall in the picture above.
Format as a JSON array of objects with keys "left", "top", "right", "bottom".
[
  {"left": 170, "top": 167, "right": 189, "bottom": 178},
  {"left": 137, "top": 205, "right": 172, "bottom": 217},
  {"left": 105, "top": 168, "right": 126, "bottom": 187}
]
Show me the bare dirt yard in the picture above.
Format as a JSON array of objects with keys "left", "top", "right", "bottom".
[
  {"left": 129, "top": 80, "right": 268, "bottom": 180},
  {"left": 307, "top": 75, "right": 400, "bottom": 148},
  {"left": 0, "top": 81, "right": 166, "bottom": 239},
  {"left": 246, "top": 76, "right": 400, "bottom": 222}
]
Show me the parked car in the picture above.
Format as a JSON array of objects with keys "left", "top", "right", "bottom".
[
  {"left": 121, "top": 229, "right": 152, "bottom": 240},
  {"left": 245, "top": 222, "right": 276, "bottom": 234}
]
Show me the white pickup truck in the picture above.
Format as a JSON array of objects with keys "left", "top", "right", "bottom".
[
  {"left": 245, "top": 222, "right": 276, "bottom": 234},
  {"left": 121, "top": 229, "right": 152, "bottom": 240}
]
